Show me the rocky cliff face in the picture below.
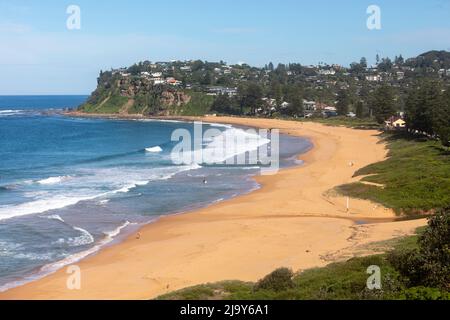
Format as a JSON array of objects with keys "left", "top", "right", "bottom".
[
  {"left": 80, "top": 73, "right": 194, "bottom": 115},
  {"left": 161, "top": 91, "right": 191, "bottom": 107}
]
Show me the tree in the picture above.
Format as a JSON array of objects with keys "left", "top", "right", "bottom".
[
  {"left": 212, "top": 94, "right": 230, "bottom": 114},
  {"left": 350, "top": 62, "right": 364, "bottom": 74},
  {"left": 268, "top": 62, "right": 274, "bottom": 71},
  {"left": 378, "top": 57, "right": 393, "bottom": 72},
  {"left": 356, "top": 101, "right": 365, "bottom": 118},
  {"left": 201, "top": 71, "right": 213, "bottom": 85},
  {"left": 269, "top": 82, "right": 283, "bottom": 106},
  {"left": 360, "top": 57, "right": 368, "bottom": 69},
  {"left": 395, "top": 54, "right": 404, "bottom": 66},
  {"left": 388, "top": 208, "right": 450, "bottom": 290},
  {"left": 238, "top": 83, "right": 263, "bottom": 115},
  {"left": 128, "top": 64, "right": 141, "bottom": 76},
  {"left": 284, "top": 86, "right": 304, "bottom": 116},
  {"left": 405, "top": 81, "right": 441, "bottom": 136},
  {"left": 372, "top": 85, "right": 396, "bottom": 123},
  {"left": 336, "top": 89, "right": 350, "bottom": 116},
  {"left": 433, "top": 87, "right": 450, "bottom": 147}
]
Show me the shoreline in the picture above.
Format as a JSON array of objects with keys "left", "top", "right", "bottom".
[{"left": 0, "top": 115, "right": 427, "bottom": 300}]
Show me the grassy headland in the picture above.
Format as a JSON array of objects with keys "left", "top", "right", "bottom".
[{"left": 336, "top": 132, "right": 450, "bottom": 215}]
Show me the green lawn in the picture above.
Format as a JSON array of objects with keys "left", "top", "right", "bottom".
[
  {"left": 336, "top": 132, "right": 450, "bottom": 214},
  {"left": 80, "top": 95, "right": 129, "bottom": 114}
]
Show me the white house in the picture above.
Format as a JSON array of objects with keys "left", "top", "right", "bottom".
[
  {"left": 303, "top": 100, "right": 317, "bottom": 111},
  {"left": 280, "top": 101, "right": 290, "bottom": 109},
  {"left": 318, "top": 69, "right": 336, "bottom": 76},
  {"left": 366, "top": 74, "right": 381, "bottom": 82}
]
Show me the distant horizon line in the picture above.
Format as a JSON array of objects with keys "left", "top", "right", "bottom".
[{"left": 0, "top": 94, "right": 90, "bottom": 96}]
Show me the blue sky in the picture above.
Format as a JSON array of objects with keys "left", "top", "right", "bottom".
[{"left": 1, "top": 0, "right": 450, "bottom": 94}]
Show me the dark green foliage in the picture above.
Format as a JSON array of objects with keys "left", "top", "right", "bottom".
[
  {"left": 336, "top": 89, "right": 350, "bottom": 116},
  {"left": 254, "top": 268, "right": 295, "bottom": 292},
  {"left": 398, "top": 287, "right": 450, "bottom": 300},
  {"left": 211, "top": 94, "right": 235, "bottom": 115},
  {"left": 355, "top": 101, "right": 364, "bottom": 118},
  {"left": 405, "top": 80, "right": 450, "bottom": 148},
  {"left": 372, "top": 85, "right": 396, "bottom": 123},
  {"left": 388, "top": 209, "right": 450, "bottom": 289},
  {"left": 238, "top": 83, "right": 263, "bottom": 115}
]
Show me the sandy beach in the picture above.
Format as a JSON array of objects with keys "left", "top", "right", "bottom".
[{"left": 0, "top": 116, "right": 427, "bottom": 300}]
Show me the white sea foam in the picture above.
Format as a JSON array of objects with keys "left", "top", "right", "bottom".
[
  {"left": 0, "top": 164, "right": 202, "bottom": 222},
  {"left": 145, "top": 146, "right": 163, "bottom": 153},
  {"left": 0, "top": 196, "right": 96, "bottom": 222},
  {"left": 41, "top": 214, "right": 65, "bottom": 223},
  {"left": 0, "top": 109, "right": 24, "bottom": 116},
  {"left": 71, "top": 227, "right": 95, "bottom": 246},
  {"left": 176, "top": 127, "right": 270, "bottom": 165},
  {"left": 37, "top": 176, "right": 72, "bottom": 185},
  {"left": 104, "top": 221, "right": 132, "bottom": 239},
  {"left": 0, "top": 125, "right": 259, "bottom": 222},
  {"left": 0, "top": 220, "right": 136, "bottom": 292}
]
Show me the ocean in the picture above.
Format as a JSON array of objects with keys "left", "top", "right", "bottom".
[{"left": 0, "top": 95, "right": 312, "bottom": 291}]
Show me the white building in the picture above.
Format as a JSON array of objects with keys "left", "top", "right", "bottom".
[
  {"left": 366, "top": 74, "right": 381, "bottom": 82},
  {"left": 318, "top": 69, "right": 336, "bottom": 76},
  {"left": 303, "top": 100, "right": 317, "bottom": 111}
]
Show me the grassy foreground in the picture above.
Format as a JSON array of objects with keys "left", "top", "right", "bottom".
[
  {"left": 157, "top": 219, "right": 449, "bottom": 300},
  {"left": 337, "top": 132, "right": 450, "bottom": 215}
]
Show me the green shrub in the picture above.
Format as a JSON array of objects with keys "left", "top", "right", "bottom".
[
  {"left": 399, "top": 287, "right": 450, "bottom": 300},
  {"left": 388, "top": 208, "right": 450, "bottom": 289},
  {"left": 254, "top": 268, "right": 295, "bottom": 292}
]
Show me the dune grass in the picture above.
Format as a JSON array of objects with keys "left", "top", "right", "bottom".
[{"left": 336, "top": 132, "right": 450, "bottom": 214}]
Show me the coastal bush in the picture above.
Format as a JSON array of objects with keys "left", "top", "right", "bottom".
[
  {"left": 178, "top": 92, "right": 215, "bottom": 116},
  {"left": 388, "top": 208, "right": 450, "bottom": 289},
  {"left": 398, "top": 287, "right": 450, "bottom": 300},
  {"left": 254, "top": 268, "right": 295, "bottom": 292}
]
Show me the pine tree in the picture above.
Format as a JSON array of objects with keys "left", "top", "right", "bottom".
[
  {"left": 356, "top": 101, "right": 365, "bottom": 118},
  {"left": 336, "top": 89, "right": 350, "bottom": 116},
  {"left": 372, "top": 85, "right": 396, "bottom": 123}
]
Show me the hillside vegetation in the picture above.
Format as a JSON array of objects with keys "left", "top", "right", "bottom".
[{"left": 336, "top": 133, "right": 450, "bottom": 215}]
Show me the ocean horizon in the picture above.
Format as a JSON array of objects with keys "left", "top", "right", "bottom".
[{"left": 0, "top": 95, "right": 312, "bottom": 291}]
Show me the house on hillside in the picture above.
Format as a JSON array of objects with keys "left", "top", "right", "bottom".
[
  {"left": 366, "top": 74, "right": 381, "bottom": 82},
  {"left": 385, "top": 117, "right": 406, "bottom": 130},
  {"left": 303, "top": 100, "right": 317, "bottom": 112}
]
